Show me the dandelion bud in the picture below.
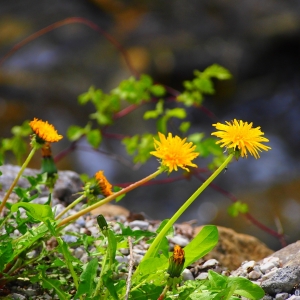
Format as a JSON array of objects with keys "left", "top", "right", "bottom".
[{"left": 167, "top": 245, "right": 185, "bottom": 278}]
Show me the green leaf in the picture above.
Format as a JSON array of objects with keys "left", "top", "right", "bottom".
[
  {"left": 0, "top": 242, "right": 13, "bottom": 272},
  {"left": 122, "top": 133, "right": 154, "bottom": 164},
  {"left": 184, "top": 225, "right": 218, "bottom": 267},
  {"left": 188, "top": 133, "right": 205, "bottom": 143},
  {"left": 179, "top": 121, "right": 190, "bottom": 133},
  {"left": 150, "top": 84, "right": 166, "bottom": 97},
  {"left": 137, "top": 256, "right": 169, "bottom": 278},
  {"left": 86, "top": 129, "right": 102, "bottom": 148},
  {"left": 118, "top": 223, "right": 155, "bottom": 239},
  {"left": 11, "top": 203, "right": 54, "bottom": 222},
  {"left": 227, "top": 201, "right": 249, "bottom": 217},
  {"left": 165, "top": 108, "right": 187, "bottom": 119},
  {"left": 40, "top": 275, "right": 70, "bottom": 300},
  {"left": 207, "top": 270, "right": 227, "bottom": 289},
  {"left": 156, "top": 219, "right": 174, "bottom": 237},
  {"left": 67, "top": 125, "right": 85, "bottom": 141},
  {"left": 193, "top": 77, "right": 215, "bottom": 94},
  {"left": 103, "top": 271, "right": 120, "bottom": 300},
  {"left": 156, "top": 116, "right": 168, "bottom": 134},
  {"left": 228, "top": 276, "right": 265, "bottom": 299},
  {"left": 203, "top": 64, "right": 232, "bottom": 80},
  {"left": 130, "top": 283, "right": 163, "bottom": 299},
  {"left": 143, "top": 99, "right": 164, "bottom": 120},
  {"left": 75, "top": 258, "right": 98, "bottom": 298},
  {"left": 122, "top": 135, "right": 139, "bottom": 155},
  {"left": 107, "top": 228, "right": 117, "bottom": 265}
]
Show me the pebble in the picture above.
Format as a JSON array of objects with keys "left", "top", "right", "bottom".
[
  {"left": 261, "top": 268, "right": 279, "bottom": 281},
  {"left": 62, "top": 234, "right": 78, "bottom": 243},
  {"left": 85, "top": 219, "right": 96, "bottom": 228},
  {"left": 132, "top": 253, "right": 144, "bottom": 265},
  {"left": 2, "top": 165, "right": 300, "bottom": 300},
  {"left": 202, "top": 259, "right": 219, "bottom": 268},
  {"left": 23, "top": 289, "right": 37, "bottom": 297},
  {"left": 241, "top": 260, "right": 256, "bottom": 271},
  {"left": 182, "top": 269, "right": 194, "bottom": 281},
  {"left": 80, "top": 253, "right": 89, "bottom": 263},
  {"left": 196, "top": 272, "right": 208, "bottom": 280},
  {"left": 116, "top": 255, "right": 129, "bottom": 264},
  {"left": 76, "top": 216, "right": 86, "bottom": 227},
  {"left": 169, "top": 235, "right": 189, "bottom": 247},
  {"left": 275, "top": 293, "right": 289, "bottom": 300},
  {"left": 261, "top": 261, "right": 277, "bottom": 274},
  {"left": 64, "top": 224, "right": 79, "bottom": 233},
  {"left": 88, "top": 226, "right": 99, "bottom": 236},
  {"left": 74, "top": 247, "right": 85, "bottom": 259},
  {"left": 129, "top": 220, "right": 149, "bottom": 230},
  {"left": 12, "top": 294, "right": 26, "bottom": 300},
  {"left": 248, "top": 270, "right": 262, "bottom": 280},
  {"left": 52, "top": 204, "right": 65, "bottom": 217},
  {"left": 262, "top": 295, "right": 274, "bottom": 300}
]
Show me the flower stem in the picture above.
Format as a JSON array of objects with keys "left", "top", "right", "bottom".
[
  {"left": 55, "top": 194, "right": 85, "bottom": 220},
  {"left": 141, "top": 154, "right": 234, "bottom": 262},
  {"left": 58, "top": 169, "right": 163, "bottom": 227},
  {"left": 0, "top": 147, "right": 37, "bottom": 215}
]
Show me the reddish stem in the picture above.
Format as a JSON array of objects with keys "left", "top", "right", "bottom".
[
  {"left": 113, "top": 104, "right": 140, "bottom": 120},
  {"left": 194, "top": 172, "right": 287, "bottom": 247},
  {"left": 54, "top": 141, "right": 77, "bottom": 163},
  {"left": 0, "top": 17, "right": 139, "bottom": 78}
]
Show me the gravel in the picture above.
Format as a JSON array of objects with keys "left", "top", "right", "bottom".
[{"left": 1, "top": 164, "right": 299, "bottom": 299}]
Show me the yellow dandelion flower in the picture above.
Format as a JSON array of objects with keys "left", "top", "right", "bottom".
[
  {"left": 211, "top": 119, "right": 271, "bottom": 159},
  {"left": 95, "top": 171, "right": 113, "bottom": 197},
  {"left": 29, "top": 118, "right": 63, "bottom": 143},
  {"left": 150, "top": 132, "right": 199, "bottom": 172}
]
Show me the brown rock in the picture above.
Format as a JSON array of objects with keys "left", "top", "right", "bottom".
[
  {"left": 194, "top": 226, "right": 273, "bottom": 270},
  {"left": 90, "top": 203, "right": 130, "bottom": 217}
]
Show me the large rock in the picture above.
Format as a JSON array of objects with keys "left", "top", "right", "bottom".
[
  {"left": 259, "top": 240, "right": 300, "bottom": 295},
  {"left": 0, "top": 164, "right": 83, "bottom": 205}
]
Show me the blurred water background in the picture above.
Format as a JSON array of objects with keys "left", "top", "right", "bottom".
[{"left": 1, "top": 0, "right": 300, "bottom": 250}]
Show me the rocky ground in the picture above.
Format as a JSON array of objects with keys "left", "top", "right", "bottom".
[{"left": 0, "top": 164, "right": 300, "bottom": 300}]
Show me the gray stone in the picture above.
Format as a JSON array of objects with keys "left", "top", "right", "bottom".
[
  {"left": 12, "top": 294, "right": 26, "bottom": 300},
  {"left": 116, "top": 255, "right": 129, "bottom": 264},
  {"left": 62, "top": 234, "right": 78, "bottom": 243},
  {"left": 23, "top": 288, "right": 37, "bottom": 297},
  {"left": 248, "top": 270, "right": 262, "bottom": 280},
  {"left": 202, "top": 259, "right": 219, "bottom": 268},
  {"left": 261, "top": 266, "right": 300, "bottom": 295},
  {"left": 129, "top": 220, "right": 150, "bottom": 230},
  {"left": 275, "top": 293, "right": 289, "bottom": 300},
  {"left": 182, "top": 269, "right": 194, "bottom": 281},
  {"left": 53, "top": 170, "right": 83, "bottom": 204},
  {"left": 196, "top": 272, "right": 208, "bottom": 280},
  {"left": 260, "top": 262, "right": 277, "bottom": 274},
  {"left": 75, "top": 216, "right": 86, "bottom": 227},
  {"left": 262, "top": 269, "right": 279, "bottom": 281},
  {"left": 287, "top": 296, "right": 300, "bottom": 300},
  {"left": 241, "top": 260, "right": 256, "bottom": 271},
  {"left": 74, "top": 247, "right": 85, "bottom": 259},
  {"left": 64, "top": 224, "right": 79, "bottom": 233},
  {"left": 85, "top": 219, "right": 96, "bottom": 228},
  {"left": 262, "top": 296, "right": 273, "bottom": 300},
  {"left": 169, "top": 235, "right": 189, "bottom": 247},
  {"left": 132, "top": 253, "right": 144, "bottom": 266}
]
